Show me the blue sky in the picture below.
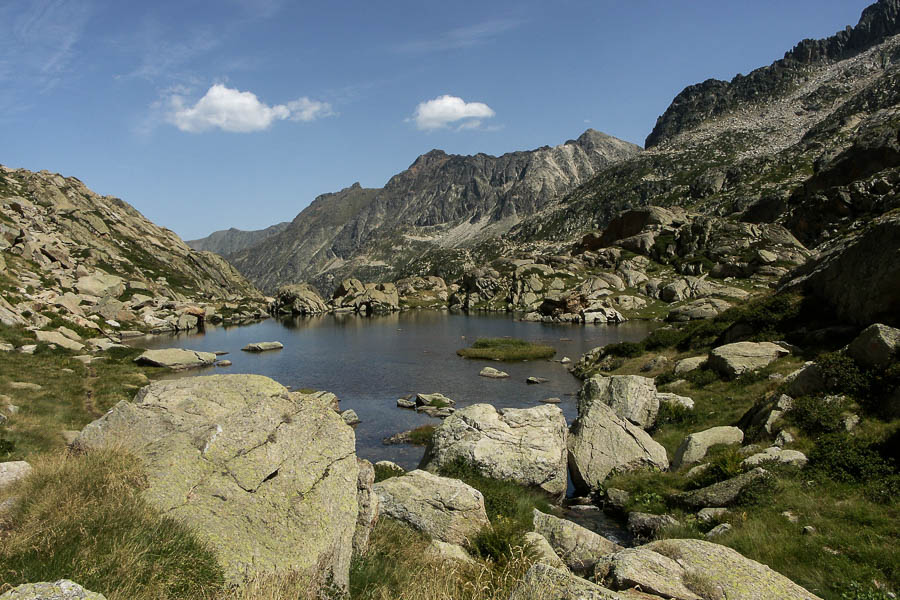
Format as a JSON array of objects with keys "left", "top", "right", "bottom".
[{"left": 1, "top": 0, "right": 873, "bottom": 240}]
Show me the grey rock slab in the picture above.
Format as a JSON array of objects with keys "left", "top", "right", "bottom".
[
  {"left": 35, "top": 330, "right": 84, "bottom": 351},
  {"left": 656, "top": 392, "right": 695, "bottom": 410},
  {"left": 847, "top": 323, "right": 900, "bottom": 369},
  {"left": 422, "top": 403, "right": 568, "bottom": 496},
  {"left": 674, "top": 356, "right": 707, "bottom": 374},
  {"left": 509, "top": 563, "right": 624, "bottom": 600},
  {"left": 742, "top": 447, "right": 808, "bottom": 468},
  {"left": 672, "top": 426, "right": 744, "bottom": 470},
  {"left": 595, "top": 547, "right": 701, "bottom": 600},
  {"left": 133, "top": 348, "right": 216, "bottom": 370},
  {"left": 523, "top": 532, "right": 568, "bottom": 570},
  {"left": 627, "top": 512, "right": 679, "bottom": 539},
  {"left": 479, "top": 366, "right": 509, "bottom": 378},
  {"left": 374, "top": 470, "right": 489, "bottom": 546},
  {"left": 75, "top": 374, "right": 358, "bottom": 588},
  {"left": 0, "top": 580, "right": 107, "bottom": 600},
  {"left": 533, "top": 509, "right": 622, "bottom": 574},
  {"left": 241, "top": 341, "right": 283, "bottom": 352},
  {"left": 580, "top": 374, "right": 660, "bottom": 429},
  {"left": 708, "top": 342, "right": 790, "bottom": 379},
  {"left": 675, "top": 468, "right": 774, "bottom": 509},
  {"left": 0, "top": 461, "right": 32, "bottom": 490}
]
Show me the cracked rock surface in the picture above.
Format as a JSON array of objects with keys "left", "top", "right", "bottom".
[{"left": 74, "top": 374, "right": 358, "bottom": 588}]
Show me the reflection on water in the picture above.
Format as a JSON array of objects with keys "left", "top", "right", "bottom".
[{"left": 132, "top": 311, "right": 654, "bottom": 472}]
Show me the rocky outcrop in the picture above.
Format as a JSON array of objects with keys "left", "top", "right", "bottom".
[
  {"left": 568, "top": 397, "right": 668, "bottom": 491},
  {"left": 847, "top": 323, "right": 900, "bottom": 369},
  {"left": 74, "top": 375, "right": 358, "bottom": 588},
  {"left": 532, "top": 509, "right": 622, "bottom": 574},
  {"left": 421, "top": 404, "right": 568, "bottom": 497},
  {"left": 272, "top": 283, "right": 329, "bottom": 315},
  {"left": 707, "top": 342, "right": 790, "bottom": 379},
  {"left": 509, "top": 563, "right": 623, "bottom": 600},
  {"left": 675, "top": 468, "right": 774, "bottom": 509},
  {"left": 133, "top": 349, "right": 216, "bottom": 370},
  {"left": 332, "top": 279, "right": 400, "bottom": 314},
  {"left": 595, "top": 547, "right": 701, "bottom": 600},
  {"left": 672, "top": 426, "right": 744, "bottom": 470},
  {"left": 580, "top": 375, "right": 660, "bottom": 429},
  {"left": 0, "top": 581, "right": 107, "bottom": 600},
  {"left": 374, "top": 470, "right": 490, "bottom": 546}
]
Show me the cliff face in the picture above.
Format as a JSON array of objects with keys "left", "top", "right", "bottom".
[
  {"left": 0, "top": 166, "right": 261, "bottom": 301},
  {"left": 230, "top": 130, "right": 641, "bottom": 293},
  {"left": 645, "top": 0, "right": 900, "bottom": 148},
  {"left": 186, "top": 222, "right": 290, "bottom": 256}
]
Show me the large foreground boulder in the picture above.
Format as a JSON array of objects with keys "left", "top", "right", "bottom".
[
  {"left": 532, "top": 509, "right": 621, "bottom": 574},
  {"left": 133, "top": 348, "right": 216, "bottom": 370},
  {"left": 374, "top": 470, "right": 490, "bottom": 545},
  {"left": 595, "top": 547, "right": 701, "bottom": 599},
  {"left": 75, "top": 375, "right": 358, "bottom": 588},
  {"left": 568, "top": 401, "right": 668, "bottom": 492},
  {"left": 421, "top": 404, "right": 568, "bottom": 497},
  {"left": 580, "top": 375, "right": 659, "bottom": 429},
  {"left": 707, "top": 342, "right": 789, "bottom": 379},
  {"left": 509, "top": 563, "right": 623, "bottom": 600},
  {"left": 0, "top": 580, "right": 107, "bottom": 600},
  {"left": 640, "top": 539, "right": 824, "bottom": 599}
]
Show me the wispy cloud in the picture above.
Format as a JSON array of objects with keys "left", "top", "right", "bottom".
[
  {"left": 166, "top": 84, "right": 334, "bottom": 133},
  {"left": 112, "top": 18, "right": 221, "bottom": 83},
  {"left": 410, "top": 95, "right": 495, "bottom": 131},
  {"left": 395, "top": 18, "right": 523, "bottom": 53},
  {"left": 0, "top": 0, "right": 92, "bottom": 106}
]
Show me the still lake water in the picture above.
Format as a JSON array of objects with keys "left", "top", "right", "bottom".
[{"left": 132, "top": 311, "right": 654, "bottom": 471}]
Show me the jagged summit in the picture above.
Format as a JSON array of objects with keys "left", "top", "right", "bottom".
[{"left": 645, "top": 0, "right": 900, "bottom": 148}]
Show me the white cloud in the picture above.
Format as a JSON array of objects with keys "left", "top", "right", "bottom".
[
  {"left": 412, "top": 95, "right": 495, "bottom": 131},
  {"left": 167, "top": 84, "right": 333, "bottom": 133}
]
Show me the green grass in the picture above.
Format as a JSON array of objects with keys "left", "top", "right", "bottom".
[
  {"left": 0, "top": 449, "right": 225, "bottom": 600},
  {"left": 408, "top": 424, "right": 436, "bottom": 446},
  {"left": 457, "top": 338, "right": 555, "bottom": 362}
]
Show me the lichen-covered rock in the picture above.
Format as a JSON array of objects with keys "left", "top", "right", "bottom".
[
  {"left": 523, "top": 532, "right": 568, "bottom": 570},
  {"left": 656, "top": 392, "right": 695, "bottom": 411},
  {"left": 273, "top": 283, "right": 329, "bottom": 315},
  {"left": 783, "top": 362, "right": 826, "bottom": 397},
  {"left": 674, "top": 356, "right": 706, "bottom": 374},
  {"left": 426, "top": 540, "right": 476, "bottom": 565},
  {"left": 74, "top": 375, "right": 358, "bottom": 588},
  {"left": 421, "top": 403, "right": 568, "bottom": 496},
  {"left": 568, "top": 400, "right": 668, "bottom": 492},
  {"left": 708, "top": 342, "right": 790, "bottom": 379},
  {"left": 627, "top": 512, "right": 680, "bottom": 539},
  {"left": 133, "top": 348, "right": 216, "bottom": 370},
  {"left": 595, "top": 547, "right": 701, "bottom": 600},
  {"left": 847, "top": 323, "right": 900, "bottom": 369},
  {"left": 742, "top": 447, "right": 808, "bottom": 468},
  {"left": 353, "top": 458, "right": 379, "bottom": 556},
  {"left": 667, "top": 297, "right": 732, "bottom": 322},
  {"left": 643, "top": 538, "right": 824, "bottom": 599},
  {"left": 0, "top": 461, "right": 32, "bottom": 490},
  {"left": 479, "top": 366, "right": 509, "bottom": 378},
  {"left": 532, "top": 509, "right": 621, "bottom": 574},
  {"left": 0, "top": 580, "right": 107, "bottom": 600},
  {"left": 374, "top": 470, "right": 489, "bottom": 545},
  {"left": 672, "top": 426, "right": 744, "bottom": 469},
  {"left": 509, "top": 563, "right": 623, "bottom": 600},
  {"left": 675, "top": 468, "right": 774, "bottom": 509},
  {"left": 580, "top": 375, "right": 660, "bottom": 429}
]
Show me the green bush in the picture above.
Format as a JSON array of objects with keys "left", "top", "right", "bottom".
[
  {"left": 643, "top": 328, "right": 686, "bottom": 350},
  {"left": 684, "top": 367, "right": 720, "bottom": 388},
  {"left": 373, "top": 464, "right": 405, "bottom": 483},
  {"left": 689, "top": 447, "right": 745, "bottom": 489},
  {"left": 602, "top": 341, "right": 644, "bottom": 358},
  {"left": 653, "top": 402, "right": 697, "bottom": 429},
  {"left": 789, "top": 395, "right": 849, "bottom": 435},
  {"left": 817, "top": 352, "right": 873, "bottom": 398},
  {"left": 841, "top": 581, "right": 895, "bottom": 600},
  {"left": 808, "top": 433, "right": 895, "bottom": 485}
]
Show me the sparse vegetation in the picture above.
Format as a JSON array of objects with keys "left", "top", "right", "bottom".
[{"left": 457, "top": 338, "right": 555, "bottom": 361}]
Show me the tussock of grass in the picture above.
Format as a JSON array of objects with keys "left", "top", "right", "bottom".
[
  {"left": 351, "top": 519, "right": 535, "bottom": 600},
  {"left": 457, "top": 338, "right": 555, "bottom": 361},
  {"left": 408, "top": 424, "right": 436, "bottom": 446},
  {"left": 0, "top": 448, "right": 225, "bottom": 599}
]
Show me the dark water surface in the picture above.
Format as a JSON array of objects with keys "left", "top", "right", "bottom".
[{"left": 132, "top": 311, "right": 654, "bottom": 472}]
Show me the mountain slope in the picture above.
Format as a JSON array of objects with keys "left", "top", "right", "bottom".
[
  {"left": 186, "top": 222, "right": 290, "bottom": 256},
  {"left": 231, "top": 130, "right": 640, "bottom": 293}
]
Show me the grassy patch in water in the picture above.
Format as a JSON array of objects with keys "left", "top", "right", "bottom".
[{"left": 457, "top": 338, "right": 555, "bottom": 361}]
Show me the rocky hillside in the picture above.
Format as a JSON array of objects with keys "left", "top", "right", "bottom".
[
  {"left": 228, "top": 130, "right": 641, "bottom": 293},
  {"left": 0, "top": 165, "right": 266, "bottom": 339},
  {"left": 186, "top": 221, "right": 290, "bottom": 255}
]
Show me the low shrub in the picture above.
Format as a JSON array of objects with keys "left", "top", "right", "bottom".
[
  {"left": 601, "top": 341, "right": 643, "bottom": 358},
  {"left": 373, "top": 464, "right": 405, "bottom": 483},
  {"left": 817, "top": 351, "right": 872, "bottom": 398},
  {"left": 808, "top": 433, "right": 896, "bottom": 485},
  {"left": 643, "top": 327, "right": 687, "bottom": 351},
  {"left": 653, "top": 402, "right": 697, "bottom": 429},
  {"left": 457, "top": 338, "right": 555, "bottom": 361},
  {"left": 684, "top": 367, "right": 720, "bottom": 388},
  {"left": 689, "top": 447, "right": 745, "bottom": 489},
  {"left": 407, "top": 425, "right": 436, "bottom": 446},
  {"left": 789, "top": 395, "right": 849, "bottom": 435}
]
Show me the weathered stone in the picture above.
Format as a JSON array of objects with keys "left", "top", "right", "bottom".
[
  {"left": 415, "top": 392, "right": 454, "bottom": 406},
  {"left": 274, "top": 283, "right": 329, "bottom": 315},
  {"left": 509, "top": 563, "right": 623, "bottom": 600},
  {"left": 568, "top": 400, "right": 668, "bottom": 491},
  {"left": 668, "top": 298, "right": 732, "bottom": 322},
  {"left": 8, "top": 382, "right": 42, "bottom": 391},
  {"left": 627, "top": 512, "right": 679, "bottom": 539},
  {"left": 422, "top": 404, "right": 568, "bottom": 497},
  {"left": 133, "top": 348, "right": 216, "bottom": 370},
  {"left": 526, "top": 376, "right": 549, "bottom": 384},
  {"left": 523, "top": 532, "right": 568, "bottom": 570},
  {"left": 35, "top": 330, "right": 84, "bottom": 352},
  {"left": 708, "top": 342, "right": 790, "bottom": 379},
  {"left": 0, "top": 461, "right": 32, "bottom": 490},
  {"left": 580, "top": 375, "right": 659, "bottom": 429},
  {"left": 533, "top": 509, "right": 622, "bottom": 574},
  {"left": 783, "top": 362, "right": 826, "bottom": 397},
  {"left": 426, "top": 540, "right": 476, "bottom": 564},
  {"left": 396, "top": 397, "right": 416, "bottom": 409},
  {"left": 847, "top": 323, "right": 900, "bottom": 369},
  {"left": 656, "top": 392, "right": 695, "bottom": 411},
  {"left": 0, "top": 580, "right": 107, "bottom": 600},
  {"left": 672, "top": 426, "right": 744, "bottom": 470},
  {"left": 241, "top": 341, "right": 283, "bottom": 352},
  {"left": 353, "top": 459, "right": 378, "bottom": 557},
  {"left": 479, "top": 366, "right": 509, "bottom": 378},
  {"left": 706, "top": 523, "right": 733, "bottom": 538},
  {"left": 341, "top": 409, "right": 360, "bottom": 426},
  {"left": 643, "top": 538, "right": 824, "bottom": 599},
  {"left": 675, "top": 468, "right": 774, "bottom": 509},
  {"left": 75, "top": 375, "right": 358, "bottom": 587},
  {"left": 742, "top": 447, "right": 808, "bottom": 468},
  {"left": 76, "top": 272, "right": 124, "bottom": 298},
  {"left": 595, "top": 547, "right": 701, "bottom": 600},
  {"left": 604, "top": 488, "right": 630, "bottom": 514},
  {"left": 374, "top": 470, "right": 489, "bottom": 545},
  {"left": 697, "top": 507, "right": 729, "bottom": 523}
]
